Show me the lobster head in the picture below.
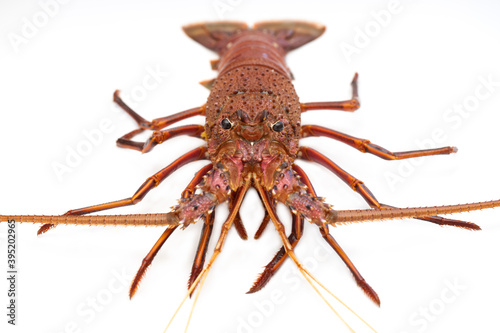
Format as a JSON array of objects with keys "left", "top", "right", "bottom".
[
  {"left": 206, "top": 90, "right": 300, "bottom": 152},
  {"left": 205, "top": 90, "right": 300, "bottom": 190}
]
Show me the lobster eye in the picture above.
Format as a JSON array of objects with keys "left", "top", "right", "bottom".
[
  {"left": 221, "top": 118, "right": 232, "bottom": 130},
  {"left": 272, "top": 121, "right": 284, "bottom": 132}
]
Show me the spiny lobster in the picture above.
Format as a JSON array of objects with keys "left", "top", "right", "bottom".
[{"left": 2, "top": 20, "right": 500, "bottom": 331}]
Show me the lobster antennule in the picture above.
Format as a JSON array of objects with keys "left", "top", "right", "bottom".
[
  {"left": 328, "top": 199, "right": 500, "bottom": 225},
  {"left": 0, "top": 213, "right": 180, "bottom": 226}
]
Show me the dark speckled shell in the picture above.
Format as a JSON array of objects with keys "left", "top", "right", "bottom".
[
  {"left": 183, "top": 21, "right": 325, "bottom": 159},
  {"left": 205, "top": 65, "right": 301, "bottom": 157}
]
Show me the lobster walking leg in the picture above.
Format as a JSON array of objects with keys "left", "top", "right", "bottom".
[
  {"left": 208, "top": 177, "right": 251, "bottom": 260},
  {"left": 251, "top": 164, "right": 379, "bottom": 304},
  {"left": 293, "top": 164, "right": 380, "bottom": 300},
  {"left": 182, "top": 178, "right": 251, "bottom": 299},
  {"left": 253, "top": 211, "right": 271, "bottom": 239},
  {"left": 249, "top": 165, "right": 311, "bottom": 292},
  {"left": 168, "top": 178, "right": 251, "bottom": 332},
  {"left": 180, "top": 163, "right": 213, "bottom": 199},
  {"left": 298, "top": 146, "right": 480, "bottom": 230},
  {"left": 187, "top": 212, "right": 215, "bottom": 293},
  {"left": 254, "top": 180, "right": 374, "bottom": 331},
  {"left": 317, "top": 224, "right": 380, "bottom": 305},
  {"left": 117, "top": 125, "right": 205, "bottom": 153},
  {"left": 128, "top": 163, "right": 214, "bottom": 298},
  {"left": 295, "top": 166, "right": 380, "bottom": 303},
  {"left": 129, "top": 225, "right": 178, "bottom": 298},
  {"left": 229, "top": 191, "right": 248, "bottom": 240},
  {"left": 247, "top": 211, "right": 304, "bottom": 293},
  {"left": 113, "top": 90, "right": 205, "bottom": 151},
  {"left": 252, "top": 190, "right": 277, "bottom": 240},
  {"left": 301, "top": 125, "right": 457, "bottom": 160},
  {"left": 301, "top": 73, "right": 360, "bottom": 112},
  {"left": 37, "top": 147, "right": 208, "bottom": 234}
]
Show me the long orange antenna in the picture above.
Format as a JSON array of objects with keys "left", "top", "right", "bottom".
[
  {"left": 0, "top": 213, "right": 179, "bottom": 226},
  {"left": 329, "top": 199, "right": 500, "bottom": 225}
]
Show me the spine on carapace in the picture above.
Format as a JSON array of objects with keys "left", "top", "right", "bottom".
[{"left": 328, "top": 199, "right": 500, "bottom": 225}]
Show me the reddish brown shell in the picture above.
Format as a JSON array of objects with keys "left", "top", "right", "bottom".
[
  {"left": 183, "top": 21, "right": 326, "bottom": 159},
  {"left": 205, "top": 65, "right": 301, "bottom": 158}
]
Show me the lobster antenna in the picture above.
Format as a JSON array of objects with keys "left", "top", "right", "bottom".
[
  {"left": 297, "top": 258, "right": 377, "bottom": 333},
  {"left": 162, "top": 265, "right": 208, "bottom": 333},
  {"left": 287, "top": 251, "right": 356, "bottom": 332},
  {"left": 329, "top": 199, "right": 500, "bottom": 225},
  {"left": 0, "top": 213, "right": 179, "bottom": 226},
  {"left": 185, "top": 263, "right": 210, "bottom": 332}
]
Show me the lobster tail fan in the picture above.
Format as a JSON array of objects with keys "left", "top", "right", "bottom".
[
  {"left": 182, "top": 21, "right": 248, "bottom": 53},
  {"left": 253, "top": 20, "right": 325, "bottom": 52},
  {"left": 183, "top": 20, "right": 325, "bottom": 55}
]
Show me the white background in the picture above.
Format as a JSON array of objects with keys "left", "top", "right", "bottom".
[{"left": 1, "top": 1, "right": 500, "bottom": 333}]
